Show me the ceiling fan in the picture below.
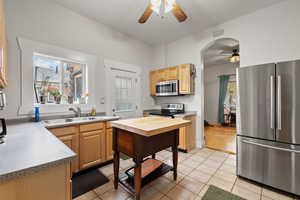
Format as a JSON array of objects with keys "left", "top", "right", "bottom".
[
  {"left": 219, "top": 48, "right": 240, "bottom": 63},
  {"left": 138, "top": 0, "right": 187, "bottom": 23}
]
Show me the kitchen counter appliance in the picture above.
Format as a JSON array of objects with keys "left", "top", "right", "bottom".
[
  {"left": 237, "top": 60, "right": 300, "bottom": 196},
  {"left": 149, "top": 103, "right": 184, "bottom": 118},
  {"left": 156, "top": 80, "right": 179, "bottom": 96}
]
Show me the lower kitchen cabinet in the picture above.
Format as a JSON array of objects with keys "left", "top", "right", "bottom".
[
  {"left": 79, "top": 130, "right": 105, "bottom": 170},
  {"left": 106, "top": 128, "right": 113, "bottom": 161},
  {"left": 0, "top": 164, "right": 72, "bottom": 200},
  {"left": 48, "top": 126, "right": 79, "bottom": 174},
  {"left": 58, "top": 134, "right": 79, "bottom": 173},
  {"left": 48, "top": 120, "right": 116, "bottom": 174},
  {"left": 178, "top": 116, "right": 196, "bottom": 152}
]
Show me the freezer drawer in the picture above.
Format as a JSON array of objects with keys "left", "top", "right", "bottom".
[{"left": 237, "top": 136, "right": 300, "bottom": 196}]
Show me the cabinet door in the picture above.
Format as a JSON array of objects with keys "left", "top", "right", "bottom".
[
  {"left": 150, "top": 71, "right": 157, "bottom": 96},
  {"left": 166, "top": 66, "right": 178, "bottom": 80},
  {"left": 156, "top": 69, "right": 167, "bottom": 82},
  {"left": 179, "top": 64, "right": 193, "bottom": 94},
  {"left": 178, "top": 127, "right": 186, "bottom": 150},
  {"left": 178, "top": 116, "right": 196, "bottom": 152},
  {"left": 106, "top": 128, "right": 113, "bottom": 161},
  {"left": 58, "top": 134, "right": 79, "bottom": 174},
  {"left": 80, "top": 130, "right": 104, "bottom": 170},
  {"left": 0, "top": 0, "right": 7, "bottom": 88},
  {"left": 185, "top": 116, "right": 196, "bottom": 151}
]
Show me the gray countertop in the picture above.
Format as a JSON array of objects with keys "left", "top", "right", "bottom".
[
  {"left": 0, "top": 115, "right": 119, "bottom": 182},
  {"left": 143, "top": 110, "right": 197, "bottom": 118},
  {"left": 0, "top": 122, "right": 76, "bottom": 182}
]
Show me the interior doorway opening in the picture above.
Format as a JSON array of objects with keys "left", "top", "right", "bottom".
[{"left": 203, "top": 38, "right": 240, "bottom": 154}]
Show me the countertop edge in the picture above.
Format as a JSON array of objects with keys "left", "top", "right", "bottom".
[
  {"left": 111, "top": 118, "right": 191, "bottom": 137},
  {"left": 0, "top": 154, "right": 76, "bottom": 183}
]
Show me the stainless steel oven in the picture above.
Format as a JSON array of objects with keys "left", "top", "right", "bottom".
[{"left": 156, "top": 80, "right": 179, "bottom": 96}]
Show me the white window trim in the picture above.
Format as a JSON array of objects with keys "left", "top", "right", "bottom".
[
  {"left": 17, "top": 37, "right": 97, "bottom": 116},
  {"left": 104, "top": 59, "right": 142, "bottom": 117}
]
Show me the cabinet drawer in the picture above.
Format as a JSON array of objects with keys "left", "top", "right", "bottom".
[
  {"left": 49, "top": 126, "right": 78, "bottom": 137},
  {"left": 80, "top": 122, "right": 104, "bottom": 132}
]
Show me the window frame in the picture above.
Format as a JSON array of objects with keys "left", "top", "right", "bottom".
[{"left": 33, "top": 53, "right": 88, "bottom": 105}]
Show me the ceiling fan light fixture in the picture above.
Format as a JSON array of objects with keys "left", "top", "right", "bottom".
[
  {"left": 165, "top": 0, "right": 176, "bottom": 13},
  {"left": 151, "top": 0, "right": 161, "bottom": 14},
  {"left": 150, "top": 0, "right": 175, "bottom": 14},
  {"left": 229, "top": 49, "right": 240, "bottom": 63}
]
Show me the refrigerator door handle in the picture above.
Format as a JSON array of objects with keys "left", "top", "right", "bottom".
[
  {"left": 270, "top": 76, "right": 275, "bottom": 129},
  {"left": 277, "top": 75, "right": 282, "bottom": 130},
  {"left": 242, "top": 140, "right": 300, "bottom": 154}
]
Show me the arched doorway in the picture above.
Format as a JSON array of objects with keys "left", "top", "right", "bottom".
[{"left": 202, "top": 38, "right": 240, "bottom": 154}]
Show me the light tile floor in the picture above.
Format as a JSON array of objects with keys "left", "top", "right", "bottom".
[{"left": 73, "top": 148, "right": 297, "bottom": 200}]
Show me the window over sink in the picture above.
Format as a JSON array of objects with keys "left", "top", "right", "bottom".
[{"left": 33, "top": 54, "right": 88, "bottom": 105}]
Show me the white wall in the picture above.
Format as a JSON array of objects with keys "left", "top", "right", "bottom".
[
  {"left": 152, "top": 0, "right": 300, "bottom": 147},
  {"left": 2, "top": 0, "right": 155, "bottom": 119},
  {"left": 204, "top": 63, "right": 236, "bottom": 125}
]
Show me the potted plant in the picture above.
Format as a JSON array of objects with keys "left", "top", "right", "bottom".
[{"left": 49, "top": 88, "right": 62, "bottom": 104}]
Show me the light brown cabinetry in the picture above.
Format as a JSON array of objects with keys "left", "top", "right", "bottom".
[
  {"left": 48, "top": 121, "right": 115, "bottom": 173},
  {"left": 106, "top": 128, "right": 113, "bottom": 161},
  {"left": 149, "top": 64, "right": 194, "bottom": 96},
  {"left": 166, "top": 66, "right": 178, "bottom": 80},
  {"left": 0, "top": 0, "right": 7, "bottom": 88},
  {"left": 150, "top": 70, "right": 158, "bottom": 96},
  {"left": 178, "top": 64, "right": 194, "bottom": 94},
  {"left": 178, "top": 116, "right": 196, "bottom": 152},
  {"left": 80, "top": 129, "right": 105, "bottom": 170},
  {"left": 49, "top": 126, "right": 79, "bottom": 174},
  {"left": 0, "top": 164, "right": 72, "bottom": 200}
]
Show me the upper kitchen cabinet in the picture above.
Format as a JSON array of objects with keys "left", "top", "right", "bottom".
[
  {"left": 178, "top": 64, "right": 195, "bottom": 95},
  {"left": 0, "top": 0, "right": 7, "bottom": 88},
  {"left": 166, "top": 66, "right": 178, "bottom": 80},
  {"left": 149, "top": 70, "right": 158, "bottom": 96},
  {"left": 149, "top": 64, "right": 195, "bottom": 96}
]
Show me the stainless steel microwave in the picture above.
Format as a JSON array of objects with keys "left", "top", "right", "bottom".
[{"left": 156, "top": 80, "right": 179, "bottom": 96}]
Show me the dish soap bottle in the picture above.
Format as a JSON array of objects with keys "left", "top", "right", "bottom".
[
  {"left": 34, "top": 106, "right": 40, "bottom": 122},
  {"left": 91, "top": 107, "right": 96, "bottom": 116}
]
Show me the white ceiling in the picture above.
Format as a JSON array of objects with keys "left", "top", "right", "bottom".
[
  {"left": 203, "top": 38, "right": 239, "bottom": 67},
  {"left": 52, "top": 0, "right": 284, "bottom": 45}
]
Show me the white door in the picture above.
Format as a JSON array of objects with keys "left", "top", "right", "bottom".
[{"left": 110, "top": 69, "right": 139, "bottom": 119}]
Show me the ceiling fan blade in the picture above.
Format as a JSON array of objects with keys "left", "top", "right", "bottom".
[
  {"left": 172, "top": 2, "right": 187, "bottom": 22},
  {"left": 138, "top": 5, "right": 153, "bottom": 24}
]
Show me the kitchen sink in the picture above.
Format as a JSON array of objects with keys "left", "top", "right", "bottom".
[{"left": 43, "top": 116, "right": 117, "bottom": 126}]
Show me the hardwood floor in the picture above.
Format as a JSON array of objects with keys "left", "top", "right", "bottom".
[{"left": 204, "top": 126, "right": 236, "bottom": 154}]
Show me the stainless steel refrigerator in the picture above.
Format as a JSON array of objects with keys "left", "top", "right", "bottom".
[{"left": 237, "top": 60, "right": 300, "bottom": 195}]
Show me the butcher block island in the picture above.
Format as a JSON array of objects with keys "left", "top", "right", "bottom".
[{"left": 111, "top": 116, "right": 191, "bottom": 200}]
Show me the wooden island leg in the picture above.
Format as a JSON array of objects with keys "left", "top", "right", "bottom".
[
  {"left": 113, "top": 128, "right": 120, "bottom": 189},
  {"left": 172, "top": 129, "right": 179, "bottom": 181},
  {"left": 113, "top": 151, "right": 120, "bottom": 189},
  {"left": 172, "top": 146, "right": 178, "bottom": 181},
  {"left": 134, "top": 159, "right": 142, "bottom": 200}
]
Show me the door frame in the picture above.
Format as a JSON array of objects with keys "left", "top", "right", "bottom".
[
  {"left": 200, "top": 37, "right": 240, "bottom": 148},
  {"left": 104, "top": 59, "right": 142, "bottom": 117}
]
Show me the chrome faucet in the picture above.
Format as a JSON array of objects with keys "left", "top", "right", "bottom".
[{"left": 69, "top": 107, "right": 82, "bottom": 117}]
